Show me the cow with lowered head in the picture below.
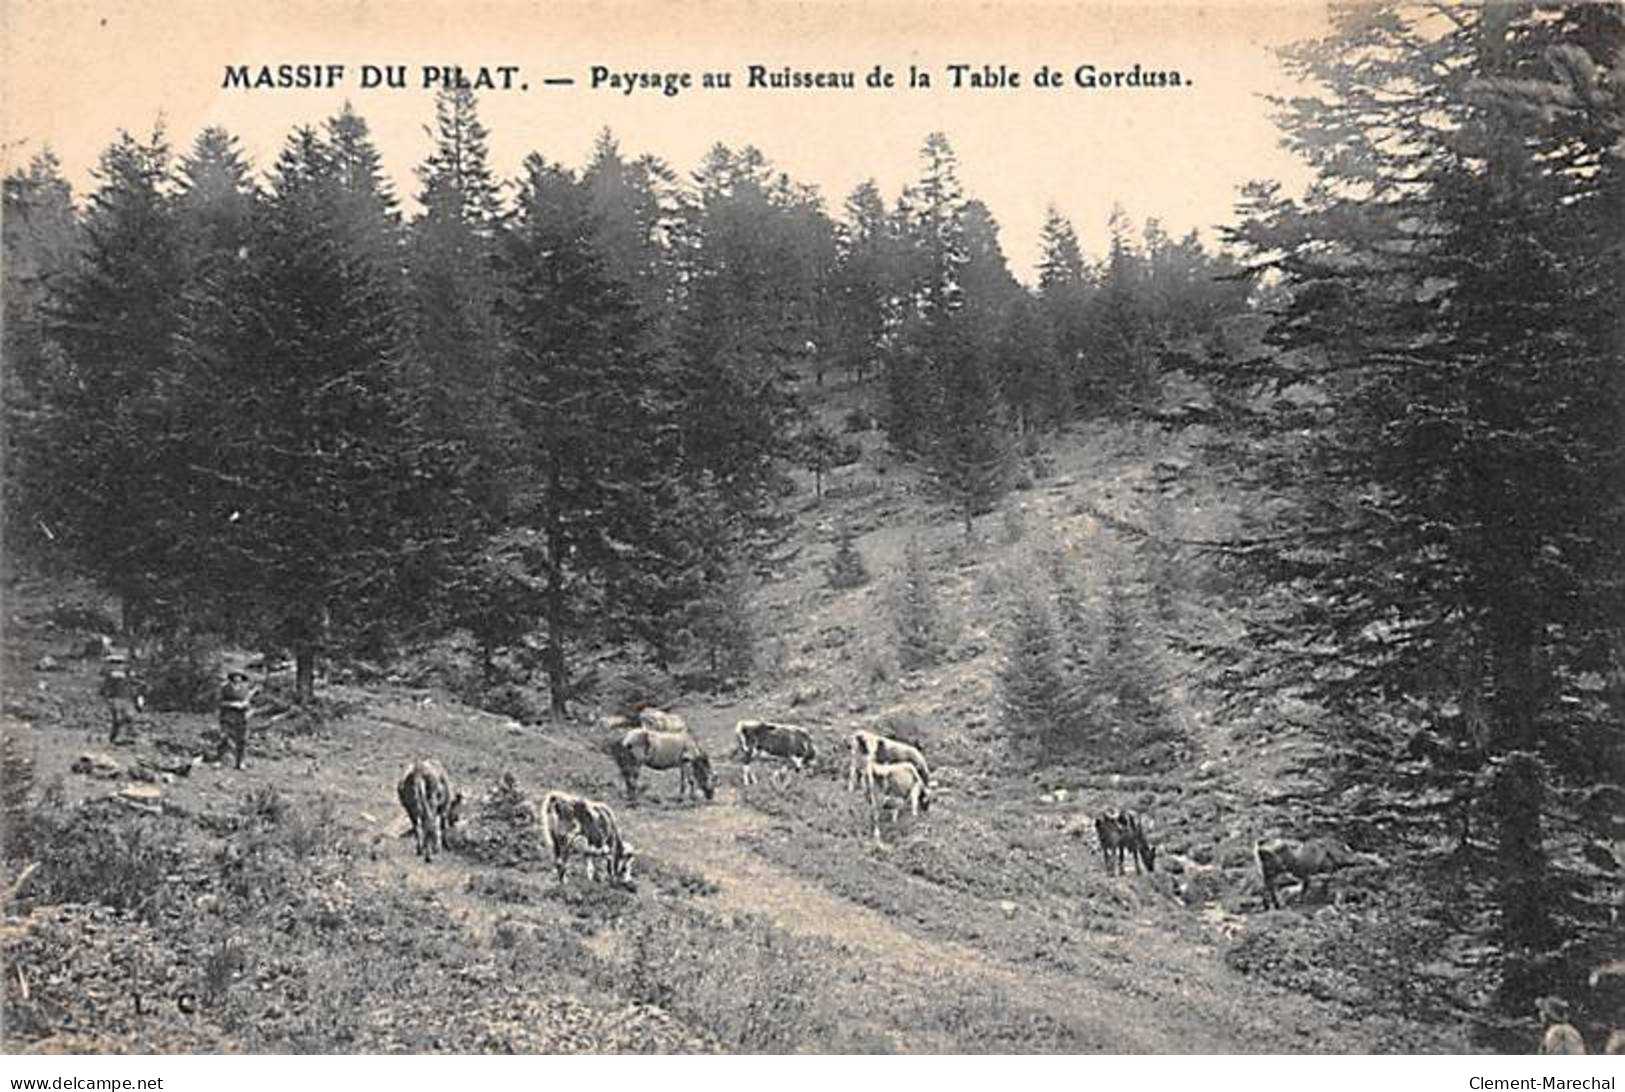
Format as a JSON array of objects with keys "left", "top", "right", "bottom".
[
  {"left": 397, "top": 758, "right": 464, "bottom": 863},
  {"left": 1096, "top": 808, "right": 1157, "bottom": 875},
  {"left": 1255, "top": 836, "right": 1384, "bottom": 909},
  {"left": 541, "top": 790, "right": 636, "bottom": 887},
  {"left": 847, "top": 729, "right": 930, "bottom": 793},
  {"left": 863, "top": 759, "right": 931, "bottom": 846},
  {"left": 614, "top": 718, "right": 715, "bottom": 802}
]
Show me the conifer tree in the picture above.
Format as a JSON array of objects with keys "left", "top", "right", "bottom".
[
  {"left": 407, "top": 87, "right": 509, "bottom": 505},
  {"left": 998, "top": 584, "right": 1067, "bottom": 749},
  {"left": 188, "top": 121, "right": 462, "bottom": 700},
  {"left": 584, "top": 128, "right": 680, "bottom": 334},
  {"left": 673, "top": 143, "right": 817, "bottom": 525},
  {"left": 43, "top": 126, "right": 187, "bottom": 632},
  {"left": 893, "top": 536, "right": 944, "bottom": 670},
  {"left": 175, "top": 127, "right": 257, "bottom": 268},
  {"left": 498, "top": 154, "right": 692, "bottom": 711},
  {"left": 830, "top": 179, "right": 894, "bottom": 388},
  {"left": 931, "top": 325, "right": 1012, "bottom": 537},
  {"left": 2, "top": 150, "right": 80, "bottom": 565},
  {"left": 1201, "top": 2, "right": 1624, "bottom": 1024}
]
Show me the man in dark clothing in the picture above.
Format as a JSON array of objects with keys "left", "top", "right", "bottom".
[{"left": 100, "top": 655, "right": 143, "bottom": 744}]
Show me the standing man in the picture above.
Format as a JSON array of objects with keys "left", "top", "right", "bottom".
[
  {"left": 100, "top": 653, "right": 143, "bottom": 744},
  {"left": 217, "top": 670, "right": 255, "bottom": 770}
]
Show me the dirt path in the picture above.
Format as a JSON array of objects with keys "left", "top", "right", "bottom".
[
  {"left": 282, "top": 699, "right": 1387, "bottom": 1054},
  {"left": 627, "top": 798, "right": 1344, "bottom": 1053}
]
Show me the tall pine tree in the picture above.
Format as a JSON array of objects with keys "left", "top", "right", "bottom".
[
  {"left": 43, "top": 127, "right": 188, "bottom": 632},
  {"left": 188, "top": 120, "right": 464, "bottom": 699},
  {"left": 1203, "top": 1, "right": 1625, "bottom": 1032}
]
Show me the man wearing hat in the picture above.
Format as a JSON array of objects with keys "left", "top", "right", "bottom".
[
  {"left": 217, "top": 670, "right": 256, "bottom": 770},
  {"left": 99, "top": 653, "right": 143, "bottom": 744}
]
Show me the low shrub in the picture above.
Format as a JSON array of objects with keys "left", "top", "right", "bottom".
[
  {"left": 596, "top": 656, "right": 681, "bottom": 719},
  {"left": 477, "top": 682, "right": 545, "bottom": 723},
  {"left": 142, "top": 632, "right": 220, "bottom": 713},
  {"left": 826, "top": 531, "right": 871, "bottom": 591},
  {"left": 23, "top": 802, "right": 186, "bottom": 919}
]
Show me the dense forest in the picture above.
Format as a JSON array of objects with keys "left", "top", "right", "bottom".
[{"left": 3, "top": 1, "right": 1621, "bottom": 1044}]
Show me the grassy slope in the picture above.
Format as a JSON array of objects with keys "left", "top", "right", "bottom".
[{"left": 0, "top": 410, "right": 1468, "bottom": 1053}]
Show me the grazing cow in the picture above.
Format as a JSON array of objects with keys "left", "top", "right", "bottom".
[
  {"left": 863, "top": 759, "right": 931, "bottom": 845},
  {"left": 638, "top": 708, "right": 688, "bottom": 734},
  {"left": 847, "top": 730, "right": 930, "bottom": 793},
  {"left": 614, "top": 727, "right": 715, "bottom": 802},
  {"left": 1539, "top": 1023, "right": 1586, "bottom": 1055},
  {"left": 1255, "top": 836, "right": 1385, "bottom": 910},
  {"left": 1096, "top": 808, "right": 1157, "bottom": 875},
  {"left": 541, "top": 790, "right": 636, "bottom": 886},
  {"left": 735, "top": 719, "right": 817, "bottom": 785},
  {"left": 397, "top": 759, "right": 464, "bottom": 863}
]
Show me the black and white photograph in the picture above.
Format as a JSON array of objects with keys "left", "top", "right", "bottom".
[{"left": 2, "top": 0, "right": 1622, "bottom": 1065}]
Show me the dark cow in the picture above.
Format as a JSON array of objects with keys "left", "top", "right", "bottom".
[
  {"left": 863, "top": 759, "right": 931, "bottom": 845},
  {"left": 541, "top": 790, "right": 636, "bottom": 886},
  {"left": 1255, "top": 836, "right": 1384, "bottom": 909},
  {"left": 614, "top": 727, "right": 716, "bottom": 802},
  {"left": 735, "top": 719, "right": 817, "bottom": 785},
  {"left": 1096, "top": 808, "right": 1157, "bottom": 875},
  {"left": 397, "top": 759, "right": 464, "bottom": 863},
  {"left": 847, "top": 730, "right": 930, "bottom": 793}
]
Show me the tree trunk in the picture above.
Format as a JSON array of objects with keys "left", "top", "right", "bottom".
[
  {"left": 1493, "top": 750, "right": 1551, "bottom": 1014},
  {"left": 544, "top": 502, "right": 569, "bottom": 717},
  {"left": 1490, "top": 638, "right": 1554, "bottom": 1017},
  {"left": 543, "top": 631, "right": 567, "bottom": 716},
  {"left": 295, "top": 645, "right": 316, "bottom": 704},
  {"left": 120, "top": 593, "right": 144, "bottom": 638}
]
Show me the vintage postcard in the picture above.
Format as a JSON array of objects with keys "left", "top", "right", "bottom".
[{"left": 4, "top": 0, "right": 1621, "bottom": 1067}]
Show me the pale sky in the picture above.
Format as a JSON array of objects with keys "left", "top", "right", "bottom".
[{"left": 3, "top": 0, "right": 1329, "bottom": 280}]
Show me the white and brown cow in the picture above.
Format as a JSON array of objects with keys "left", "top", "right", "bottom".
[
  {"left": 397, "top": 758, "right": 464, "bottom": 863},
  {"left": 863, "top": 759, "right": 931, "bottom": 845},
  {"left": 541, "top": 790, "right": 636, "bottom": 886},
  {"left": 735, "top": 719, "right": 817, "bottom": 786},
  {"left": 847, "top": 730, "right": 930, "bottom": 794},
  {"left": 1255, "top": 836, "right": 1385, "bottom": 910}
]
